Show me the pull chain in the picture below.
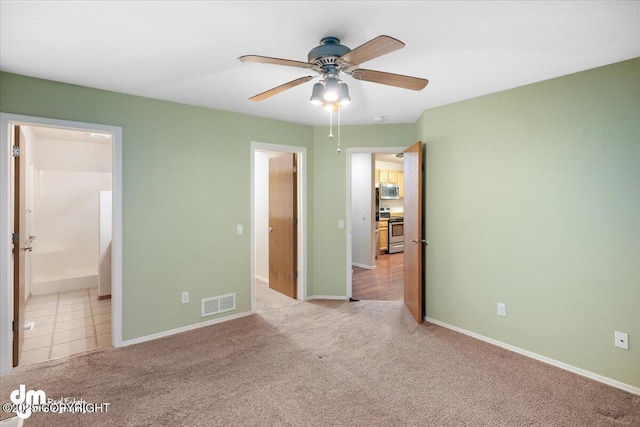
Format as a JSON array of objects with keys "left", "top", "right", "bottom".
[
  {"left": 337, "top": 107, "right": 341, "bottom": 154},
  {"left": 329, "top": 110, "right": 333, "bottom": 139}
]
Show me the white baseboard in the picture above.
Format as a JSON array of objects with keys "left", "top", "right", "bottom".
[
  {"left": 425, "top": 317, "right": 640, "bottom": 396},
  {"left": 121, "top": 311, "right": 252, "bottom": 347},
  {"left": 352, "top": 262, "right": 376, "bottom": 270},
  {"left": 306, "top": 295, "right": 349, "bottom": 301},
  {"left": 255, "top": 275, "right": 268, "bottom": 283}
]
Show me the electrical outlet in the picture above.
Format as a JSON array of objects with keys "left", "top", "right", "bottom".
[
  {"left": 497, "top": 303, "right": 507, "bottom": 317},
  {"left": 338, "top": 220, "right": 345, "bottom": 229},
  {"left": 182, "top": 292, "right": 189, "bottom": 304},
  {"left": 236, "top": 224, "right": 243, "bottom": 235},
  {"left": 615, "top": 331, "right": 628, "bottom": 350}
]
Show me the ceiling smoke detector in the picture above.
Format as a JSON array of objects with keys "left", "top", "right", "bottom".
[{"left": 373, "top": 115, "right": 385, "bottom": 122}]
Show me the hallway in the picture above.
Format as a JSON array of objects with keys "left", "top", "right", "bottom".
[{"left": 352, "top": 252, "right": 403, "bottom": 301}]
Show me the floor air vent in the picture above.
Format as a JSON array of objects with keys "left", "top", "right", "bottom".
[{"left": 201, "top": 293, "right": 236, "bottom": 317}]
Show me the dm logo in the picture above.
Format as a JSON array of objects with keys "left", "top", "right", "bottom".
[{"left": 10, "top": 384, "right": 46, "bottom": 419}]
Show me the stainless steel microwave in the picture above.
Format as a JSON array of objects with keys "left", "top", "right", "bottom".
[{"left": 380, "top": 183, "right": 400, "bottom": 199}]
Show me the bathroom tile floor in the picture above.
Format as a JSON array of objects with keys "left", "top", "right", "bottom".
[{"left": 20, "top": 288, "right": 111, "bottom": 367}]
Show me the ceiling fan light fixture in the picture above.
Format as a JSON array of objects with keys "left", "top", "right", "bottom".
[
  {"left": 323, "top": 77, "right": 339, "bottom": 102},
  {"left": 310, "top": 82, "right": 324, "bottom": 105},
  {"left": 322, "top": 101, "right": 335, "bottom": 112},
  {"left": 338, "top": 82, "right": 351, "bottom": 106}
]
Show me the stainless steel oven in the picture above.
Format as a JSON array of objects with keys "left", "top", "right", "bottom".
[{"left": 388, "top": 217, "right": 404, "bottom": 253}]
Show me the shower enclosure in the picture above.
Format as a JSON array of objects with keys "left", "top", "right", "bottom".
[{"left": 23, "top": 127, "right": 113, "bottom": 296}]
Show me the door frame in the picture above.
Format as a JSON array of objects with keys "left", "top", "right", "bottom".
[
  {"left": 0, "top": 113, "right": 123, "bottom": 377},
  {"left": 346, "top": 146, "right": 407, "bottom": 299},
  {"left": 250, "top": 141, "right": 307, "bottom": 310}
]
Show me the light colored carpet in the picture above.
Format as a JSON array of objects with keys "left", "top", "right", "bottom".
[{"left": 1, "top": 283, "right": 638, "bottom": 426}]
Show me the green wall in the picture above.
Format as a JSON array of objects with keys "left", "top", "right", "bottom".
[
  {"left": 0, "top": 72, "right": 416, "bottom": 337},
  {"left": 2, "top": 58, "right": 638, "bottom": 389},
  {"left": 0, "top": 72, "right": 314, "bottom": 340},
  {"left": 311, "top": 124, "right": 416, "bottom": 296},
  {"left": 418, "top": 58, "right": 640, "bottom": 388}
]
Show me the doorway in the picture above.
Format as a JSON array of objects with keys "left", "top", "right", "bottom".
[
  {"left": 20, "top": 125, "right": 112, "bottom": 366},
  {"left": 250, "top": 142, "right": 307, "bottom": 312},
  {"left": 0, "top": 113, "right": 123, "bottom": 377},
  {"left": 347, "top": 147, "right": 407, "bottom": 301}
]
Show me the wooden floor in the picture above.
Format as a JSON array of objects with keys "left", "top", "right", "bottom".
[{"left": 352, "top": 252, "right": 404, "bottom": 301}]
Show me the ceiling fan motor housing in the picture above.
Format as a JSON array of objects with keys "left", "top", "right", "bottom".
[{"left": 308, "top": 37, "right": 351, "bottom": 72}]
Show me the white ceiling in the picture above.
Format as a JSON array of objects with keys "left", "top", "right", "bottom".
[
  {"left": 1, "top": 1, "right": 639, "bottom": 126},
  {"left": 376, "top": 153, "right": 403, "bottom": 165},
  {"left": 29, "top": 126, "right": 112, "bottom": 143}
]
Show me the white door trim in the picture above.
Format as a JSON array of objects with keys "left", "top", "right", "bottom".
[
  {"left": 0, "top": 113, "right": 123, "bottom": 377},
  {"left": 346, "top": 146, "right": 407, "bottom": 299},
  {"left": 250, "top": 142, "right": 307, "bottom": 310}
]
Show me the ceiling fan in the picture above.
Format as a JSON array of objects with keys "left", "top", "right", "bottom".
[{"left": 239, "top": 35, "right": 429, "bottom": 110}]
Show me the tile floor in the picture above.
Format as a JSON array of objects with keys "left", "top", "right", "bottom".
[{"left": 20, "top": 288, "right": 111, "bottom": 366}]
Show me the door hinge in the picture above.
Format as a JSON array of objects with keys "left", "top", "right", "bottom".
[
  {"left": 12, "top": 233, "right": 19, "bottom": 245},
  {"left": 294, "top": 218, "right": 298, "bottom": 226},
  {"left": 12, "top": 146, "right": 20, "bottom": 157},
  {"left": 293, "top": 166, "right": 297, "bottom": 173},
  {"left": 294, "top": 270, "right": 298, "bottom": 279},
  {"left": 13, "top": 321, "right": 19, "bottom": 333}
]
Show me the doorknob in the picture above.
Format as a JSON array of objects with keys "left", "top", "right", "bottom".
[
  {"left": 410, "top": 239, "right": 427, "bottom": 246},
  {"left": 268, "top": 227, "right": 273, "bottom": 233}
]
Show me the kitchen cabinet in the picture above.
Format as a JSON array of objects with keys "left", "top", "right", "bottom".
[
  {"left": 398, "top": 171, "right": 404, "bottom": 198},
  {"left": 377, "top": 169, "right": 388, "bottom": 184},
  {"left": 380, "top": 219, "right": 389, "bottom": 253},
  {"left": 376, "top": 168, "right": 400, "bottom": 185}
]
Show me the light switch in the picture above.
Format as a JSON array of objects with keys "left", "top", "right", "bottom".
[
  {"left": 338, "top": 220, "right": 345, "bottom": 229},
  {"left": 236, "top": 224, "right": 243, "bottom": 235}
]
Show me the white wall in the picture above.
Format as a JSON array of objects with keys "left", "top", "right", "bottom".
[
  {"left": 34, "top": 138, "right": 112, "bottom": 172},
  {"left": 254, "top": 151, "right": 270, "bottom": 282},
  {"left": 351, "top": 153, "right": 375, "bottom": 268},
  {"left": 375, "top": 160, "right": 402, "bottom": 171},
  {"left": 31, "top": 137, "right": 112, "bottom": 283},
  {"left": 22, "top": 127, "right": 36, "bottom": 300},
  {"left": 380, "top": 198, "right": 404, "bottom": 212},
  {"left": 98, "top": 191, "right": 112, "bottom": 297}
]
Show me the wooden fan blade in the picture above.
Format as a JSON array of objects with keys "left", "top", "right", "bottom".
[
  {"left": 340, "top": 35, "right": 404, "bottom": 65},
  {"left": 249, "top": 76, "right": 314, "bottom": 102},
  {"left": 239, "top": 55, "right": 314, "bottom": 69},
  {"left": 351, "top": 69, "right": 428, "bottom": 91}
]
